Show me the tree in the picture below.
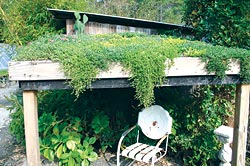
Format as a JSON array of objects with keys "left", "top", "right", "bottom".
[
  {"left": 183, "top": 0, "right": 250, "bottom": 49},
  {"left": 86, "top": 0, "right": 184, "bottom": 24},
  {"left": 0, "top": 0, "right": 87, "bottom": 45}
]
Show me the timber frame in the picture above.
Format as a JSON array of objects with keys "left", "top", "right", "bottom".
[{"left": 8, "top": 58, "right": 250, "bottom": 166}]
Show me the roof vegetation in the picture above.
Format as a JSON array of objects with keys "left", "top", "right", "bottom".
[{"left": 15, "top": 33, "right": 250, "bottom": 106}]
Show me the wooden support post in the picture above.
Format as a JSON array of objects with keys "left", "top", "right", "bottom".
[
  {"left": 66, "top": 19, "right": 74, "bottom": 35},
  {"left": 232, "top": 84, "right": 250, "bottom": 166},
  {"left": 23, "top": 90, "right": 40, "bottom": 166}
]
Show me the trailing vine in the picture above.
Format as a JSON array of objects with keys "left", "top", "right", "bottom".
[{"left": 15, "top": 33, "right": 250, "bottom": 107}]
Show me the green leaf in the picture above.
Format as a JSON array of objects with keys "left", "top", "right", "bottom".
[
  {"left": 62, "top": 144, "right": 67, "bottom": 152},
  {"left": 60, "top": 153, "right": 70, "bottom": 160},
  {"left": 87, "top": 152, "right": 98, "bottom": 162},
  {"left": 88, "top": 137, "right": 96, "bottom": 145},
  {"left": 51, "top": 135, "right": 59, "bottom": 144},
  {"left": 79, "top": 150, "right": 88, "bottom": 159},
  {"left": 66, "top": 140, "right": 76, "bottom": 150},
  {"left": 44, "top": 149, "right": 54, "bottom": 161},
  {"left": 71, "top": 150, "right": 79, "bottom": 158},
  {"left": 81, "top": 159, "right": 89, "bottom": 166},
  {"left": 56, "top": 144, "right": 63, "bottom": 159},
  {"left": 53, "top": 126, "right": 60, "bottom": 136},
  {"left": 82, "top": 140, "right": 89, "bottom": 148},
  {"left": 83, "top": 14, "right": 88, "bottom": 24},
  {"left": 68, "top": 157, "right": 75, "bottom": 166},
  {"left": 91, "top": 113, "right": 109, "bottom": 134}
]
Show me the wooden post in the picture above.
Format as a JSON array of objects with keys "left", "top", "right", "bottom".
[
  {"left": 23, "top": 90, "right": 41, "bottom": 166},
  {"left": 232, "top": 84, "right": 250, "bottom": 166},
  {"left": 66, "top": 19, "right": 74, "bottom": 35}
]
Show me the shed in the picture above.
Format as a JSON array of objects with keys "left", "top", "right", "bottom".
[
  {"left": 47, "top": 8, "right": 192, "bottom": 35},
  {"left": 8, "top": 9, "right": 250, "bottom": 166}
]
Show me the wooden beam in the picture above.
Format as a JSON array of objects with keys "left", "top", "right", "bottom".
[
  {"left": 18, "top": 75, "right": 242, "bottom": 90},
  {"left": 8, "top": 58, "right": 240, "bottom": 81},
  {"left": 232, "top": 84, "right": 250, "bottom": 166},
  {"left": 23, "top": 90, "right": 40, "bottom": 166}
]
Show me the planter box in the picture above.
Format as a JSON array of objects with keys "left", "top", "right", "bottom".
[{"left": 8, "top": 57, "right": 240, "bottom": 81}]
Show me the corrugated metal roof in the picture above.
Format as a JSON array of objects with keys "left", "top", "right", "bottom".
[
  {"left": 0, "top": 44, "right": 15, "bottom": 70},
  {"left": 47, "top": 8, "right": 192, "bottom": 34}
]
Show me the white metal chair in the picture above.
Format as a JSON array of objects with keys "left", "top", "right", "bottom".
[{"left": 117, "top": 105, "right": 172, "bottom": 166}]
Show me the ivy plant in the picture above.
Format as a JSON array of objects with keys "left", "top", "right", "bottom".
[{"left": 15, "top": 33, "right": 250, "bottom": 107}]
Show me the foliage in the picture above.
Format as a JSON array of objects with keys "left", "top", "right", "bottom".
[
  {"left": 38, "top": 88, "right": 137, "bottom": 153},
  {"left": 0, "top": 0, "right": 186, "bottom": 45},
  {"left": 156, "top": 85, "right": 234, "bottom": 165},
  {"left": 183, "top": 1, "right": 249, "bottom": 164},
  {"left": 183, "top": 0, "right": 250, "bottom": 49},
  {"left": 91, "top": 112, "right": 114, "bottom": 153},
  {"left": 182, "top": 40, "right": 250, "bottom": 81},
  {"left": 15, "top": 33, "right": 250, "bottom": 107},
  {"left": 39, "top": 113, "right": 98, "bottom": 166},
  {"left": 0, "top": 69, "right": 7, "bottom": 77},
  {"left": 247, "top": 157, "right": 250, "bottom": 166},
  {"left": 5, "top": 93, "right": 25, "bottom": 144},
  {"left": 86, "top": 0, "right": 184, "bottom": 24},
  {"left": 8, "top": 85, "right": 236, "bottom": 165},
  {"left": 0, "top": 0, "right": 87, "bottom": 45},
  {"left": 74, "top": 12, "right": 88, "bottom": 35}
]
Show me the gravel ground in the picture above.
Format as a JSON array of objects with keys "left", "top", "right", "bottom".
[{"left": 0, "top": 83, "right": 179, "bottom": 166}]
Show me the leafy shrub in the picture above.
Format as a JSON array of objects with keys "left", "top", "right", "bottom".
[
  {"left": 183, "top": 0, "right": 250, "bottom": 49},
  {"left": 6, "top": 93, "right": 25, "bottom": 144},
  {"left": 91, "top": 112, "right": 114, "bottom": 153},
  {"left": 0, "top": 0, "right": 88, "bottom": 45},
  {"left": 8, "top": 85, "right": 235, "bottom": 165},
  {"left": 155, "top": 85, "right": 234, "bottom": 165},
  {"left": 39, "top": 113, "right": 98, "bottom": 166}
]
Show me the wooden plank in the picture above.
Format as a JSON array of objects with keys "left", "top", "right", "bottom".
[
  {"left": 232, "top": 84, "right": 250, "bottom": 166},
  {"left": 116, "top": 25, "right": 124, "bottom": 33},
  {"left": 9, "top": 61, "right": 67, "bottom": 80},
  {"left": 8, "top": 58, "right": 240, "bottom": 81},
  {"left": 23, "top": 90, "right": 40, "bottom": 166},
  {"left": 165, "top": 58, "right": 240, "bottom": 76},
  {"left": 18, "top": 75, "right": 241, "bottom": 90},
  {"left": 66, "top": 19, "right": 74, "bottom": 35},
  {"left": 86, "top": 22, "right": 94, "bottom": 34}
]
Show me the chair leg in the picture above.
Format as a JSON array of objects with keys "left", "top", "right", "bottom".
[
  {"left": 151, "top": 155, "right": 156, "bottom": 166},
  {"left": 117, "top": 154, "right": 120, "bottom": 166}
]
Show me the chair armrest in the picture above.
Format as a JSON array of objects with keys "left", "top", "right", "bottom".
[
  {"left": 122, "top": 125, "right": 137, "bottom": 137},
  {"left": 150, "top": 134, "right": 170, "bottom": 163},
  {"left": 155, "top": 133, "right": 169, "bottom": 149},
  {"left": 117, "top": 125, "right": 137, "bottom": 153},
  {"left": 117, "top": 125, "right": 137, "bottom": 165}
]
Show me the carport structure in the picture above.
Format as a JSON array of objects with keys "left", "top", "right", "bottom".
[{"left": 8, "top": 9, "right": 250, "bottom": 166}]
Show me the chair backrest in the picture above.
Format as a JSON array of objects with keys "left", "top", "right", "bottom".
[{"left": 138, "top": 105, "right": 172, "bottom": 140}]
